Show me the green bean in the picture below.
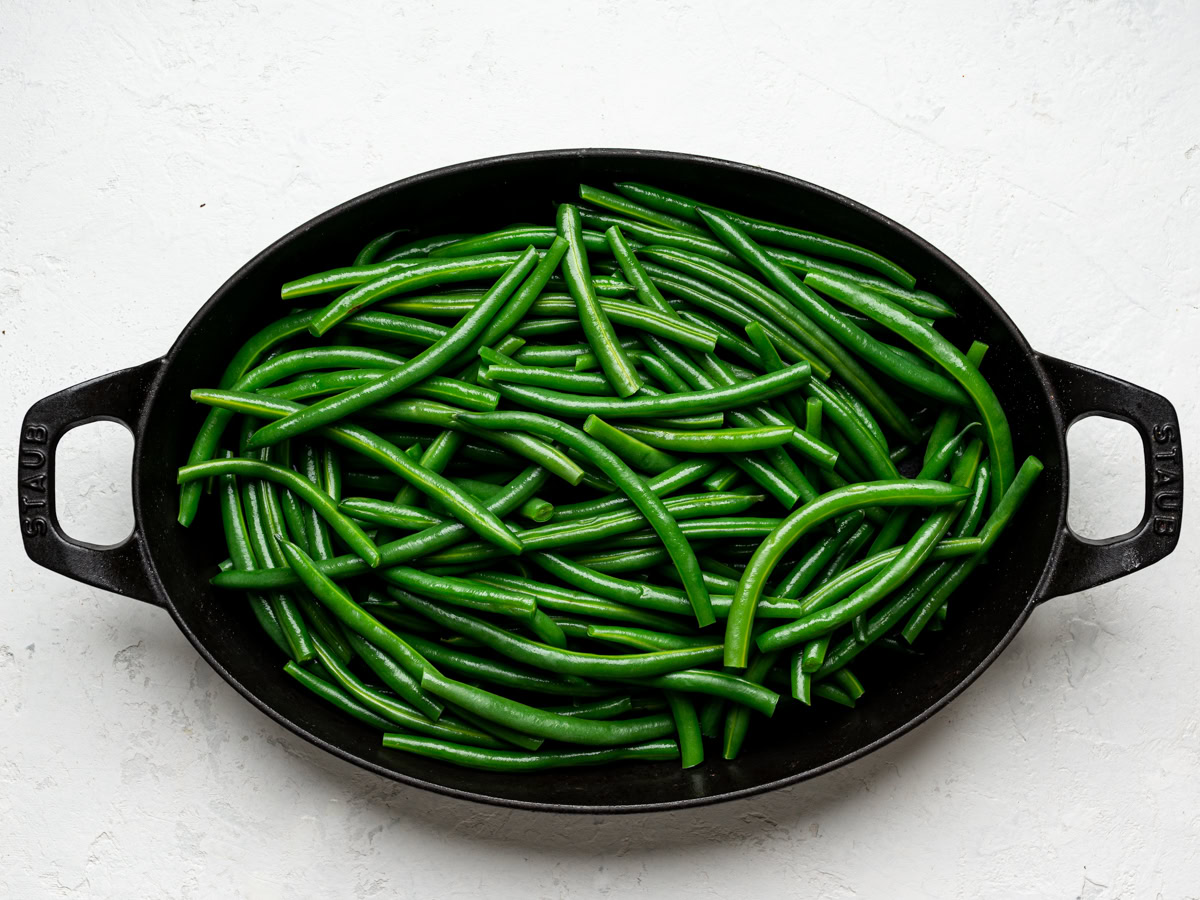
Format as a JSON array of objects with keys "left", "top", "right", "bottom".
[
  {"left": 546, "top": 274, "right": 635, "bottom": 297},
  {"left": 924, "top": 341, "right": 988, "bottom": 465},
  {"left": 831, "top": 668, "right": 865, "bottom": 700},
  {"left": 443, "top": 704, "right": 546, "bottom": 751},
  {"left": 612, "top": 182, "right": 916, "bottom": 287},
  {"left": 511, "top": 343, "right": 597, "bottom": 367},
  {"left": 584, "top": 625, "right": 711, "bottom": 652},
  {"left": 830, "top": 381, "right": 889, "bottom": 452},
  {"left": 702, "top": 464, "right": 740, "bottom": 492},
  {"left": 343, "top": 631, "right": 444, "bottom": 721},
  {"left": 629, "top": 670, "right": 779, "bottom": 717},
  {"left": 484, "top": 364, "right": 613, "bottom": 395},
  {"left": 191, "top": 390, "right": 526, "bottom": 553},
  {"left": 524, "top": 296, "right": 720, "bottom": 350},
  {"left": 382, "top": 733, "right": 679, "bottom": 770},
  {"left": 336, "top": 310, "right": 448, "bottom": 345},
  {"left": 545, "top": 697, "right": 636, "bottom": 719},
  {"left": 392, "top": 589, "right": 721, "bottom": 678},
  {"left": 444, "top": 238, "right": 570, "bottom": 372},
  {"left": 614, "top": 422, "right": 794, "bottom": 453},
  {"left": 283, "top": 661, "right": 398, "bottom": 731},
  {"left": 590, "top": 207, "right": 953, "bottom": 315},
  {"left": 550, "top": 458, "right": 718, "bottom": 521},
  {"left": 454, "top": 410, "right": 715, "bottom": 626},
  {"left": 246, "top": 248, "right": 539, "bottom": 448},
  {"left": 724, "top": 479, "right": 971, "bottom": 667},
  {"left": 641, "top": 262, "right": 831, "bottom": 376},
  {"left": 868, "top": 423, "right": 978, "bottom": 555},
  {"left": 281, "top": 259, "right": 421, "bottom": 299},
  {"left": 307, "top": 638, "right": 504, "bottom": 748},
  {"left": 773, "top": 512, "right": 866, "bottom": 599},
  {"left": 804, "top": 273, "right": 1016, "bottom": 503},
  {"left": 558, "top": 204, "right": 642, "bottom": 398},
  {"left": 644, "top": 247, "right": 919, "bottom": 441},
  {"left": 395, "top": 429, "right": 464, "bottom": 507},
  {"left": 215, "top": 459, "right": 290, "bottom": 656},
  {"left": 474, "top": 574, "right": 689, "bottom": 634},
  {"left": 368, "top": 397, "right": 587, "bottom": 487},
  {"left": 378, "top": 566, "right": 538, "bottom": 619},
  {"left": 449, "top": 477, "right": 552, "bottom": 524},
  {"left": 699, "top": 209, "right": 968, "bottom": 407},
  {"left": 756, "top": 448, "right": 983, "bottom": 654},
  {"left": 581, "top": 416, "right": 681, "bottom": 474},
  {"left": 354, "top": 230, "right": 403, "bottom": 266},
  {"left": 259, "top": 366, "right": 501, "bottom": 413},
  {"left": 381, "top": 233, "right": 472, "bottom": 262},
  {"left": 722, "top": 650, "right": 780, "bottom": 760},
  {"left": 421, "top": 669, "right": 676, "bottom": 746},
  {"left": 299, "top": 443, "right": 335, "bottom": 560},
  {"left": 179, "top": 309, "right": 324, "bottom": 526},
  {"left": 511, "top": 317, "right": 580, "bottom": 338},
  {"left": 412, "top": 494, "right": 763, "bottom": 564},
  {"left": 485, "top": 362, "right": 809, "bottom": 421},
  {"left": 813, "top": 682, "right": 856, "bottom": 708},
  {"left": 666, "top": 691, "right": 704, "bottom": 769},
  {"left": 180, "top": 457, "right": 381, "bottom": 567},
  {"left": 390, "top": 630, "right": 610, "bottom": 697},
  {"left": 803, "top": 380, "right": 897, "bottom": 480},
  {"left": 791, "top": 656, "right": 812, "bottom": 705},
  {"left": 339, "top": 497, "right": 444, "bottom": 530},
  {"left": 579, "top": 184, "right": 708, "bottom": 236},
  {"left": 428, "top": 226, "right": 608, "bottom": 258},
  {"left": 901, "top": 456, "right": 1044, "bottom": 641},
  {"left": 298, "top": 252, "right": 530, "bottom": 330},
  {"left": 275, "top": 539, "right": 432, "bottom": 681}
]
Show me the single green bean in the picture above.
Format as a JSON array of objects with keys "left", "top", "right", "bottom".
[
  {"left": 382, "top": 733, "right": 679, "bottom": 770},
  {"left": 558, "top": 204, "right": 642, "bottom": 398}
]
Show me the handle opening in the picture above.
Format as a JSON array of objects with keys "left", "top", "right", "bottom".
[
  {"left": 53, "top": 420, "right": 136, "bottom": 547},
  {"left": 1065, "top": 415, "right": 1147, "bottom": 540}
]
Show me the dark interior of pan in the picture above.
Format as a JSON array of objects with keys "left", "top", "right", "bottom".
[{"left": 138, "top": 150, "right": 1063, "bottom": 811}]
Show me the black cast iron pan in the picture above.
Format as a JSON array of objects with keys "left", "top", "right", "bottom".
[{"left": 18, "top": 150, "right": 1184, "bottom": 812}]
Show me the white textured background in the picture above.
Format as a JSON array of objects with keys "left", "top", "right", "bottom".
[{"left": 3, "top": 1, "right": 1198, "bottom": 896}]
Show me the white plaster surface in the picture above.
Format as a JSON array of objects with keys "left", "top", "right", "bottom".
[{"left": 3, "top": 2, "right": 1198, "bottom": 896}]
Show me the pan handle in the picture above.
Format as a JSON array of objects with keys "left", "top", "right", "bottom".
[
  {"left": 1036, "top": 354, "right": 1183, "bottom": 600},
  {"left": 18, "top": 359, "right": 166, "bottom": 607}
]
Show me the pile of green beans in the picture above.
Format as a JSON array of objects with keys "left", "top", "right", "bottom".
[{"left": 180, "top": 181, "right": 1041, "bottom": 773}]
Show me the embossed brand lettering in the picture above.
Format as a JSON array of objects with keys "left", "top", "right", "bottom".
[
  {"left": 1148, "top": 420, "right": 1181, "bottom": 540},
  {"left": 19, "top": 422, "right": 52, "bottom": 540}
]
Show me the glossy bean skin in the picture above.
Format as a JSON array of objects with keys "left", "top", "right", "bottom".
[
  {"left": 754, "top": 443, "right": 985, "bottom": 654},
  {"left": 381, "top": 734, "right": 679, "bottom": 770},
  {"left": 613, "top": 423, "right": 794, "bottom": 453},
  {"left": 724, "top": 480, "right": 972, "bottom": 667},
  {"left": 421, "top": 670, "right": 678, "bottom": 746},
  {"left": 246, "top": 248, "right": 540, "bottom": 449},
  {"left": 178, "top": 457, "right": 382, "bottom": 567},
  {"left": 484, "top": 362, "right": 810, "bottom": 420},
  {"left": 392, "top": 590, "right": 722, "bottom": 679},
  {"left": 453, "top": 410, "right": 715, "bottom": 626},
  {"left": 611, "top": 181, "right": 916, "bottom": 287},
  {"left": 804, "top": 273, "right": 1016, "bottom": 504},
  {"left": 189, "top": 390, "right": 526, "bottom": 554},
  {"left": 699, "top": 209, "right": 968, "bottom": 408},
  {"left": 900, "top": 455, "right": 1044, "bottom": 642},
  {"left": 558, "top": 204, "right": 642, "bottom": 398},
  {"left": 210, "top": 467, "right": 549, "bottom": 590}
]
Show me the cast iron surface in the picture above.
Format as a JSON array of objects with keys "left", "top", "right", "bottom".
[{"left": 19, "top": 150, "right": 1184, "bottom": 812}]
